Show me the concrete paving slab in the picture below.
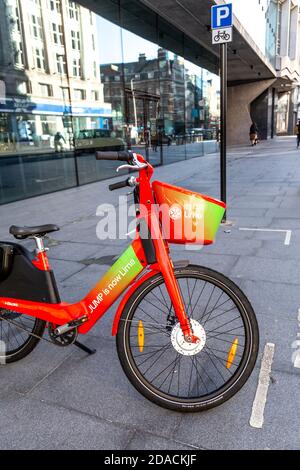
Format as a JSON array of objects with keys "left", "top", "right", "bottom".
[
  {"left": 174, "top": 368, "right": 300, "bottom": 450},
  {"left": 0, "top": 392, "right": 134, "bottom": 450},
  {"left": 30, "top": 336, "right": 183, "bottom": 439},
  {"left": 236, "top": 278, "right": 300, "bottom": 319},
  {"left": 49, "top": 258, "right": 85, "bottom": 282},
  {"left": 231, "top": 256, "right": 300, "bottom": 285},
  {"left": 0, "top": 341, "right": 74, "bottom": 397},
  {"left": 48, "top": 241, "right": 103, "bottom": 262},
  {"left": 170, "top": 250, "right": 239, "bottom": 275}
]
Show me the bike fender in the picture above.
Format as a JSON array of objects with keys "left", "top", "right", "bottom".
[{"left": 112, "top": 268, "right": 160, "bottom": 336}]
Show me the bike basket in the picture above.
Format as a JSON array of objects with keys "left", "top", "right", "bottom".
[
  {"left": 0, "top": 244, "right": 14, "bottom": 281},
  {"left": 152, "top": 181, "right": 226, "bottom": 245}
]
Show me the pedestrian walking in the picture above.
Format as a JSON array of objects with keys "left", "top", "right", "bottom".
[
  {"left": 296, "top": 120, "right": 300, "bottom": 149},
  {"left": 249, "top": 122, "right": 259, "bottom": 147},
  {"left": 54, "top": 132, "right": 66, "bottom": 152}
]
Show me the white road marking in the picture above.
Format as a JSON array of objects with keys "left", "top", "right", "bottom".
[
  {"left": 239, "top": 228, "right": 292, "bottom": 246},
  {"left": 250, "top": 343, "right": 275, "bottom": 429},
  {"left": 284, "top": 230, "right": 292, "bottom": 246}
]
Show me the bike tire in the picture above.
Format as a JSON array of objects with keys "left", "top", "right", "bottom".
[
  {"left": 0, "top": 309, "right": 46, "bottom": 364},
  {"left": 117, "top": 265, "right": 259, "bottom": 412}
]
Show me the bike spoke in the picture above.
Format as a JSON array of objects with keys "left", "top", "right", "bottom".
[
  {"left": 0, "top": 310, "right": 39, "bottom": 356},
  {"left": 125, "top": 272, "right": 251, "bottom": 402}
]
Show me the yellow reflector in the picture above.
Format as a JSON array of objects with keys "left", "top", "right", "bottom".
[
  {"left": 226, "top": 338, "right": 238, "bottom": 369},
  {"left": 138, "top": 320, "right": 144, "bottom": 353}
]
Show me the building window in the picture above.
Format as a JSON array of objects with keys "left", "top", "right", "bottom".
[
  {"left": 89, "top": 11, "right": 93, "bottom": 25},
  {"left": 16, "top": 81, "right": 28, "bottom": 95},
  {"left": 68, "top": 1, "right": 79, "bottom": 20},
  {"left": 14, "top": 6, "right": 21, "bottom": 33},
  {"left": 93, "top": 61, "right": 97, "bottom": 78},
  {"left": 52, "top": 23, "right": 63, "bottom": 45},
  {"left": 50, "top": 0, "right": 60, "bottom": 12},
  {"left": 71, "top": 30, "right": 80, "bottom": 50},
  {"left": 91, "top": 90, "right": 99, "bottom": 101},
  {"left": 91, "top": 34, "right": 95, "bottom": 51},
  {"left": 34, "top": 48, "right": 46, "bottom": 70},
  {"left": 56, "top": 54, "right": 67, "bottom": 74},
  {"left": 13, "top": 41, "right": 24, "bottom": 67},
  {"left": 31, "top": 15, "right": 43, "bottom": 39},
  {"left": 73, "top": 89, "right": 85, "bottom": 100},
  {"left": 60, "top": 86, "right": 69, "bottom": 101},
  {"left": 72, "top": 58, "right": 81, "bottom": 77},
  {"left": 40, "top": 115, "right": 57, "bottom": 135},
  {"left": 39, "top": 83, "right": 52, "bottom": 97}
]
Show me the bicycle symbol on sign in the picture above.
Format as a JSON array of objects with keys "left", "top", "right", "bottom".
[{"left": 214, "top": 30, "right": 231, "bottom": 42}]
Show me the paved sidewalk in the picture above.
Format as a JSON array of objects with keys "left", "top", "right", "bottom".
[{"left": 0, "top": 136, "right": 300, "bottom": 449}]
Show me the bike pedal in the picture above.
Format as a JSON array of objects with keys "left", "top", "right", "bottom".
[{"left": 54, "top": 316, "right": 88, "bottom": 336}]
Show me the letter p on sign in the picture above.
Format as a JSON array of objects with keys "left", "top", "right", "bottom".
[{"left": 211, "top": 4, "right": 233, "bottom": 29}]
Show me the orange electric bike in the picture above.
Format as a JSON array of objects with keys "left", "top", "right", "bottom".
[{"left": 0, "top": 151, "right": 259, "bottom": 411}]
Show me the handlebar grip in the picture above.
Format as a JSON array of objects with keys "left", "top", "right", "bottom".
[
  {"left": 95, "top": 150, "right": 133, "bottom": 162},
  {"left": 109, "top": 179, "right": 129, "bottom": 191}
]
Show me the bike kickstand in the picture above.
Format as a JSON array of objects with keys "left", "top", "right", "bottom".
[{"left": 74, "top": 340, "right": 97, "bottom": 355}]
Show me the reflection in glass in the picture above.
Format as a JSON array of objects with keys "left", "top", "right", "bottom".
[
  {"left": 0, "top": 0, "right": 220, "bottom": 204},
  {"left": 265, "top": 0, "right": 278, "bottom": 67}
]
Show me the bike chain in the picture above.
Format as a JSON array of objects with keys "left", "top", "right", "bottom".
[{"left": 0, "top": 313, "right": 63, "bottom": 346}]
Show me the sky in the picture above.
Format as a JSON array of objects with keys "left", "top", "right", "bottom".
[
  {"left": 97, "top": 16, "right": 159, "bottom": 65},
  {"left": 96, "top": 15, "right": 219, "bottom": 87}
]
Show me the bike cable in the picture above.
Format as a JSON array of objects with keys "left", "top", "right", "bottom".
[{"left": 0, "top": 310, "right": 73, "bottom": 346}]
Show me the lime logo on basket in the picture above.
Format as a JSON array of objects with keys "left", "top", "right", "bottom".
[{"left": 169, "top": 205, "right": 182, "bottom": 221}]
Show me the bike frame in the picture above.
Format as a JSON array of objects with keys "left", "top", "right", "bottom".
[{"left": 0, "top": 154, "right": 195, "bottom": 339}]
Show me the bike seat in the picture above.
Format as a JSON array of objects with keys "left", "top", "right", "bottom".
[{"left": 9, "top": 224, "right": 60, "bottom": 240}]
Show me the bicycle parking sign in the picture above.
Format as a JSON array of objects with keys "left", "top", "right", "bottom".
[{"left": 211, "top": 3, "right": 233, "bottom": 44}]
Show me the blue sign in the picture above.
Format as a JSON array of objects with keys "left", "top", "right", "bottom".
[
  {"left": 0, "top": 97, "right": 112, "bottom": 117},
  {"left": 211, "top": 4, "right": 233, "bottom": 29}
]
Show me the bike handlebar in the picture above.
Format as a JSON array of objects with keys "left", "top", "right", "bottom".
[
  {"left": 109, "top": 178, "right": 130, "bottom": 191},
  {"left": 95, "top": 150, "right": 133, "bottom": 162}
]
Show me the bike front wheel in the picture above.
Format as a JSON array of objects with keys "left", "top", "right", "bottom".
[{"left": 117, "top": 265, "right": 259, "bottom": 412}]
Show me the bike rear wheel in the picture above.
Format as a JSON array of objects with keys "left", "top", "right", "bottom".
[
  {"left": 0, "top": 309, "right": 45, "bottom": 364},
  {"left": 117, "top": 265, "right": 259, "bottom": 412}
]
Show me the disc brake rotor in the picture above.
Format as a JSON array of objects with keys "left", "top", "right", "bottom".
[{"left": 171, "top": 319, "right": 206, "bottom": 356}]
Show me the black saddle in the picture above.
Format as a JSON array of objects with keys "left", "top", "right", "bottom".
[{"left": 9, "top": 224, "right": 60, "bottom": 240}]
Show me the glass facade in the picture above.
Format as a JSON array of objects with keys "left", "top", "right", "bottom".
[
  {"left": 227, "top": 0, "right": 279, "bottom": 67},
  {"left": 265, "top": 0, "right": 279, "bottom": 67},
  {"left": 0, "top": 0, "right": 220, "bottom": 204}
]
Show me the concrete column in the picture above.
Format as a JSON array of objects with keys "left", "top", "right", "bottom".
[
  {"left": 289, "top": 5, "right": 299, "bottom": 60},
  {"left": 227, "top": 79, "right": 276, "bottom": 145}
]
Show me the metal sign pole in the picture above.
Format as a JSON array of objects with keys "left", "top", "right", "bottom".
[
  {"left": 211, "top": 3, "right": 232, "bottom": 224},
  {"left": 220, "top": 42, "right": 227, "bottom": 222}
]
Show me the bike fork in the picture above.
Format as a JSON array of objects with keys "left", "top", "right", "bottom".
[{"left": 151, "top": 222, "right": 199, "bottom": 344}]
